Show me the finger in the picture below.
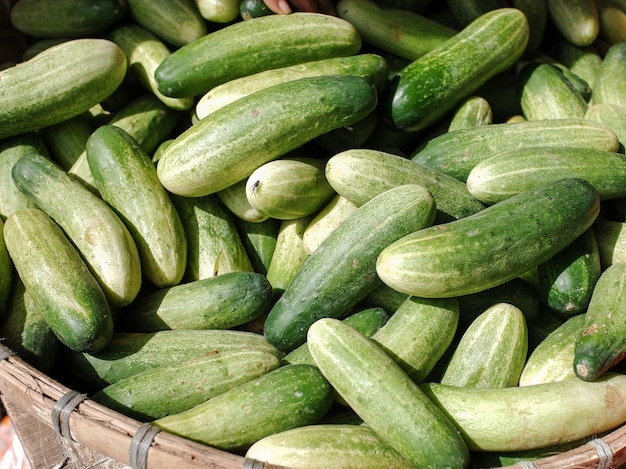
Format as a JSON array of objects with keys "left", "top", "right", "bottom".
[{"left": 262, "top": 0, "right": 292, "bottom": 14}]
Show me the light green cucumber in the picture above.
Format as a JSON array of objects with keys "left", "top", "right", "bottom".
[
  {"left": 93, "top": 349, "right": 281, "bottom": 421},
  {"left": 195, "top": 0, "right": 240, "bottom": 22},
  {"left": 546, "top": 0, "right": 599, "bottom": 46},
  {"left": 86, "top": 125, "right": 187, "bottom": 288},
  {"left": 217, "top": 179, "right": 268, "bottom": 223},
  {"left": 155, "top": 12, "right": 361, "bottom": 98},
  {"left": 0, "top": 38, "right": 127, "bottom": 140},
  {"left": 586, "top": 103, "right": 626, "bottom": 150},
  {"left": 447, "top": 95, "right": 493, "bottom": 131},
  {"left": 153, "top": 364, "right": 334, "bottom": 451},
  {"left": 592, "top": 42, "right": 626, "bottom": 110},
  {"left": 302, "top": 195, "right": 358, "bottom": 255},
  {"left": 233, "top": 217, "right": 280, "bottom": 276},
  {"left": 40, "top": 113, "right": 94, "bottom": 171},
  {"left": 308, "top": 318, "right": 470, "bottom": 468},
  {"left": 594, "top": 217, "right": 626, "bottom": 268},
  {"left": 3, "top": 209, "right": 113, "bottom": 352},
  {"left": 264, "top": 184, "right": 436, "bottom": 351},
  {"left": 554, "top": 36, "right": 602, "bottom": 88},
  {"left": 439, "top": 303, "right": 528, "bottom": 388},
  {"left": 377, "top": 178, "right": 600, "bottom": 298},
  {"left": 156, "top": 75, "right": 377, "bottom": 197}
]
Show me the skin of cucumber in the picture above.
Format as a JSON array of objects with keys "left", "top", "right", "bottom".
[
  {"left": 233, "top": 217, "right": 280, "bottom": 276},
  {"left": 411, "top": 118, "right": 620, "bottom": 182},
  {"left": 546, "top": 0, "right": 599, "bottom": 47},
  {"left": 217, "top": 179, "right": 269, "bottom": 223},
  {"left": 0, "top": 219, "right": 13, "bottom": 320},
  {"left": 421, "top": 373, "right": 626, "bottom": 451},
  {"left": 40, "top": 113, "right": 95, "bottom": 171},
  {"left": 592, "top": 42, "right": 626, "bottom": 111},
  {"left": 0, "top": 38, "right": 127, "bottom": 140},
  {"left": 3, "top": 209, "right": 113, "bottom": 353},
  {"left": 11, "top": 153, "right": 143, "bottom": 308},
  {"left": 586, "top": 103, "right": 626, "bottom": 150},
  {"left": 447, "top": 95, "right": 493, "bottom": 131},
  {"left": 376, "top": 178, "right": 601, "bottom": 298},
  {"left": 155, "top": 12, "right": 362, "bottom": 98},
  {"left": 302, "top": 195, "right": 358, "bottom": 255},
  {"left": 156, "top": 75, "right": 377, "bottom": 197},
  {"left": 307, "top": 318, "right": 470, "bottom": 468},
  {"left": 264, "top": 184, "right": 436, "bottom": 352},
  {"left": 383, "top": 8, "right": 529, "bottom": 131},
  {"left": 153, "top": 364, "right": 334, "bottom": 452},
  {"left": 195, "top": 0, "right": 241, "bottom": 22}
]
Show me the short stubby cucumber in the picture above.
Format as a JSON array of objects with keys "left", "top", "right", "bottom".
[
  {"left": 156, "top": 75, "right": 377, "bottom": 197},
  {"left": 376, "top": 178, "right": 600, "bottom": 298}
]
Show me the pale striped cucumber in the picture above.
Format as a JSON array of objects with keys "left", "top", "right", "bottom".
[
  {"left": 586, "top": 103, "right": 626, "bottom": 149},
  {"left": 592, "top": 42, "right": 626, "bottom": 110},
  {"left": 593, "top": 217, "right": 626, "bottom": 268},
  {"left": 546, "top": 0, "right": 599, "bottom": 46},
  {"left": 302, "top": 195, "right": 358, "bottom": 255},
  {"left": 447, "top": 95, "right": 493, "bottom": 131},
  {"left": 217, "top": 179, "right": 269, "bottom": 223}
]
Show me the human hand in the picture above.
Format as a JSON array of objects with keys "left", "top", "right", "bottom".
[{"left": 262, "top": 0, "right": 336, "bottom": 16}]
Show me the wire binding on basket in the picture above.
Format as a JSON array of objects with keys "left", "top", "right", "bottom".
[
  {"left": 129, "top": 422, "right": 161, "bottom": 469},
  {"left": 0, "top": 344, "right": 15, "bottom": 361},
  {"left": 51, "top": 390, "right": 87, "bottom": 441},
  {"left": 587, "top": 437, "right": 614, "bottom": 469}
]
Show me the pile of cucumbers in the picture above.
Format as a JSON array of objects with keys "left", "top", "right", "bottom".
[{"left": 3, "top": 0, "right": 626, "bottom": 467}]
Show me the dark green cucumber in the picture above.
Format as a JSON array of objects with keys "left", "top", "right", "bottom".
[
  {"left": 3, "top": 209, "right": 113, "bottom": 352},
  {"left": 155, "top": 12, "right": 361, "bottom": 98},
  {"left": 264, "top": 184, "right": 436, "bottom": 351},
  {"left": 157, "top": 75, "right": 377, "bottom": 197},
  {"left": 377, "top": 178, "right": 600, "bottom": 298},
  {"left": 86, "top": 125, "right": 187, "bottom": 289},
  {"left": 153, "top": 364, "right": 334, "bottom": 451},
  {"left": 383, "top": 8, "right": 528, "bottom": 131},
  {"left": 446, "top": 0, "right": 508, "bottom": 26},
  {"left": 93, "top": 349, "right": 281, "bottom": 421},
  {"left": 233, "top": 217, "right": 280, "bottom": 276},
  {"left": 40, "top": 113, "right": 94, "bottom": 171},
  {"left": 513, "top": 0, "right": 547, "bottom": 56},
  {"left": 307, "top": 318, "right": 470, "bottom": 468},
  {"left": 574, "top": 262, "right": 626, "bottom": 380},
  {"left": 546, "top": 0, "right": 599, "bottom": 47},
  {"left": 239, "top": 0, "right": 274, "bottom": 20},
  {"left": 0, "top": 38, "right": 127, "bottom": 139},
  {"left": 119, "top": 272, "right": 274, "bottom": 332}
]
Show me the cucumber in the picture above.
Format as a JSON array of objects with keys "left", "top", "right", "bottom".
[
  {"left": 155, "top": 12, "right": 362, "bottom": 98},
  {"left": 233, "top": 217, "right": 280, "bottom": 276},
  {"left": 586, "top": 102, "right": 626, "bottom": 150},
  {"left": 0, "top": 219, "right": 12, "bottom": 319},
  {"left": 153, "top": 364, "right": 334, "bottom": 451},
  {"left": 554, "top": 37, "right": 602, "bottom": 88},
  {"left": 10, "top": 0, "right": 128, "bottom": 38},
  {"left": 264, "top": 184, "right": 436, "bottom": 351},
  {"left": 302, "top": 195, "right": 358, "bottom": 255},
  {"left": 574, "top": 262, "right": 626, "bottom": 380},
  {"left": 0, "top": 38, "right": 127, "bottom": 140},
  {"left": 245, "top": 157, "right": 336, "bottom": 220},
  {"left": 325, "top": 148, "right": 485, "bottom": 223},
  {"left": 119, "top": 272, "right": 274, "bottom": 332},
  {"left": 383, "top": 8, "right": 528, "bottom": 131},
  {"left": 245, "top": 424, "right": 414, "bottom": 469},
  {"left": 312, "top": 111, "right": 380, "bottom": 154},
  {"left": 12, "top": 153, "right": 142, "bottom": 308},
  {"left": 307, "top": 318, "right": 470, "bottom": 468},
  {"left": 376, "top": 178, "right": 601, "bottom": 298},
  {"left": 86, "top": 125, "right": 187, "bottom": 289},
  {"left": 93, "top": 349, "right": 281, "bottom": 421},
  {"left": 465, "top": 146, "right": 626, "bottom": 204},
  {"left": 594, "top": 217, "right": 626, "bottom": 268},
  {"left": 592, "top": 42, "right": 626, "bottom": 111},
  {"left": 536, "top": 228, "right": 601, "bottom": 316},
  {"left": 597, "top": 0, "right": 626, "bottom": 44},
  {"left": 195, "top": 0, "right": 240, "bottom": 22},
  {"left": 3, "top": 209, "right": 113, "bottom": 353},
  {"left": 439, "top": 303, "right": 528, "bottom": 389},
  {"left": 194, "top": 54, "right": 389, "bottom": 120},
  {"left": 239, "top": 0, "right": 274, "bottom": 20},
  {"left": 157, "top": 75, "right": 377, "bottom": 197},
  {"left": 447, "top": 95, "right": 492, "bottom": 131},
  {"left": 21, "top": 38, "right": 72, "bottom": 61},
  {"left": 446, "top": 0, "right": 508, "bottom": 26},
  {"left": 519, "top": 313, "right": 584, "bottom": 386},
  {"left": 513, "top": 0, "right": 548, "bottom": 56},
  {"left": 40, "top": 113, "right": 94, "bottom": 171},
  {"left": 546, "top": 0, "right": 599, "bottom": 46},
  {"left": 217, "top": 179, "right": 268, "bottom": 223},
  {"left": 421, "top": 373, "right": 626, "bottom": 452},
  {"left": 336, "top": 0, "right": 457, "bottom": 61},
  {"left": 410, "top": 118, "right": 620, "bottom": 182}
]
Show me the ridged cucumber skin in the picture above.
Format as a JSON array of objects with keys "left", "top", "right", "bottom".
[
  {"left": 519, "top": 314, "right": 584, "bottom": 386},
  {"left": 119, "top": 272, "right": 274, "bottom": 332},
  {"left": 377, "top": 178, "right": 600, "bottom": 298},
  {"left": 308, "top": 318, "right": 470, "bottom": 469},
  {"left": 11, "top": 153, "right": 142, "bottom": 308},
  {"left": 370, "top": 296, "right": 459, "bottom": 383},
  {"left": 336, "top": 0, "right": 456, "bottom": 61},
  {"left": 93, "top": 349, "right": 281, "bottom": 421},
  {"left": 536, "top": 228, "right": 601, "bottom": 316},
  {"left": 40, "top": 113, "right": 94, "bottom": 171},
  {"left": 154, "top": 364, "right": 334, "bottom": 452},
  {"left": 63, "top": 329, "right": 282, "bottom": 391},
  {"left": 466, "top": 146, "right": 626, "bottom": 204},
  {"left": 264, "top": 184, "right": 436, "bottom": 352},
  {"left": 233, "top": 217, "right": 280, "bottom": 276},
  {"left": 3, "top": 209, "right": 113, "bottom": 353},
  {"left": 0, "top": 219, "right": 12, "bottom": 320},
  {"left": 171, "top": 194, "right": 254, "bottom": 281},
  {"left": 10, "top": 0, "right": 128, "bottom": 38},
  {"left": 447, "top": 95, "right": 493, "bottom": 131},
  {"left": 86, "top": 125, "right": 187, "bottom": 289},
  {"left": 519, "top": 63, "right": 589, "bottom": 121},
  {"left": 109, "top": 23, "right": 194, "bottom": 111},
  {"left": 586, "top": 103, "right": 626, "bottom": 150},
  {"left": 246, "top": 157, "right": 335, "bottom": 220},
  {"left": 574, "top": 263, "right": 626, "bottom": 381},
  {"left": 155, "top": 13, "right": 361, "bottom": 98},
  {"left": 157, "top": 75, "right": 377, "bottom": 197},
  {"left": 421, "top": 373, "right": 626, "bottom": 452},
  {"left": 245, "top": 424, "right": 414, "bottom": 469},
  {"left": 592, "top": 43, "right": 626, "bottom": 111},
  {"left": 546, "top": 0, "right": 599, "bottom": 46},
  {"left": 302, "top": 195, "right": 358, "bottom": 255},
  {"left": 0, "top": 39, "right": 127, "bottom": 140},
  {"left": 126, "top": 0, "right": 208, "bottom": 47},
  {"left": 411, "top": 118, "right": 620, "bottom": 182},
  {"left": 383, "top": 8, "right": 528, "bottom": 131},
  {"left": 439, "top": 303, "right": 528, "bottom": 389},
  {"left": 325, "top": 148, "right": 485, "bottom": 223},
  {"left": 195, "top": 54, "right": 389, "bottom": 120}
]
